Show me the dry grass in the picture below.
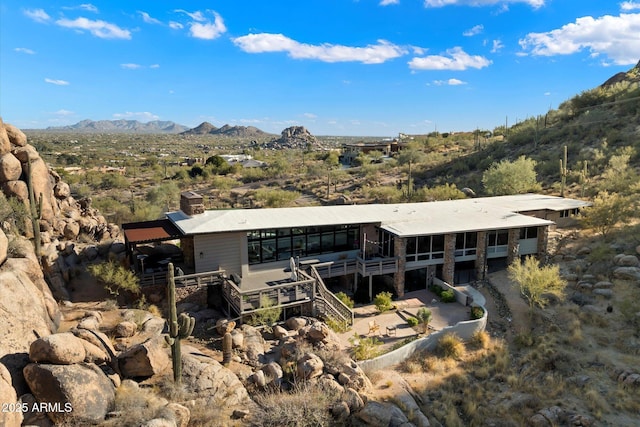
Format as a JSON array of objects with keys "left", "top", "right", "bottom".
[
  {"left": 436, "top": 333, "right": 465, "bottom": 359},
  {"left": 101, "top": 382, "right": 175, "bottom": 427}
]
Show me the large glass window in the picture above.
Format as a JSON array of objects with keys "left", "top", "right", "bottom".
[
  {"left": 405, "top": 234, "right": 446, "bottom": 262},
  {"left": 455, "top": 232, "right": 477, "bottom": 257},
  {"left": 378, "top": 229, "right": 395, "bottom": 257},
  {"left": 247, "top": 224, "right": 360, "bottom": 264},
  {"left": 519, "top": 226, "right": 538, "bottom": 240}
]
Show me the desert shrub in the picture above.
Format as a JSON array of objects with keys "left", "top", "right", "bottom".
[
  {"left": 325, "top": 316, "right": 350, "bottom": 333},
  {"left": 88, "top": 260, "right": 140, "bottom": 297},
  {"left": 508, "top": 256, "right": 566, "bottom": 309},
  {"left": 0, "top": 193, "right": 29, "bottom": 235},
  {"left": 470, "top": 306, "right": 485, "bottom": 320},
  {"left": 373, "top": 291, "right": 393, "bottom": 312},
  {"left": 335, "top": 292, "right": 354, "bottom": 308},
  {"left": 440, "top": 289, "right": 456, "bottom": 303},
  {"left": 349, "top": 334, "right": 382, "bottom": 361},
  {"left": 481, "top": 155, "right": 541, "bottom": 195},
  {"left": 416, "top": 307, "right": 432, "bottom": 332},
  {"left": 469, "top": 330, "right": 490, "bottom": 349},
  {"left": 247, "top": 295, "right": 282, "bottom": 329},
  {"left": 254, "top": 188, "right": 300, "bottom": 208},
  {"left": 436, "top": 333, "right": 465, "bottom": 359},
  {"left": 407, "top": 316, "right": 419, "bottom": 327},
  {"left": 252, "top": 382, "right": 343, "bottom": 427}
]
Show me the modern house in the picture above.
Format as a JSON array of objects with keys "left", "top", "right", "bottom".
[{"left": 123, "top": 192, "right": 589, "bottom": 323}]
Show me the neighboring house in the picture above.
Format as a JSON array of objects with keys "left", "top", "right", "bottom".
[
  {"left": 124, "top": 192, "right": 590, "bottom": 307},
  {"left": 220, "top": 154, "right": 267, "bottom": 168},
  {"left": 340, "top": 141, "right": 399, "bottom": 164}
]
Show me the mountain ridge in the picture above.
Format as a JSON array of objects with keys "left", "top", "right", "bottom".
[{"left": 45, "top": 119, "right": 190, "bottom": 134}]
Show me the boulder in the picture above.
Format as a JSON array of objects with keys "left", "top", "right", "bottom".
[
  {"left": 4, "top": 123, "right": 27, "bottom": 147},
  {"left": 118, "top": 336, "right": 170, "bottom": 378},
  {"left": 18, "top": 393, "right": 53, "bottom": 427},
  {"left": 296, "top": 353, "right": 324, "bottom": 380},
  {"left": 23, "top": 157, "right": 56, "bottom": 222},
  {"left": 0, "top": 153, "right": 22, "bottom": 182},
  {"left": 166, "top": 402, "right": 190, "bottom": 427},
  {"left": 343, "top": 387, "right": 365, "bottom": 412},
  {"left": 0, "top": 118, "right": 10, "bottom": 154},
  {"left": 306, "top": 321, "right": 330, "bottom": 342},
  {"left": 593, "top": 289, "right": 613, "bottom": 299},
  {"left": 260, "top": 362, "right": 283, "bottom": 385},
  {"left": 115, "top": 321, "right": 138, "bottom": 338},
  {"left": 230, "top": 329, "right": 244, "bottom": 348},
  {"left": 273, "top": 325, "right": 288, "bottom": 339},
  {"left": 613, "top": 266, "right": 640, "bottom": 281},
  {"left": 181, "top": 350, "right": 252, "bottom": 407},
  {"left": 331, "top": 401, "right": 350, "bottom": 422},
  {"left": 63, "top": 221, "right": 81, "bottom": 240},
  {"left": 29, "top": 332, "right": 86, "bottom": 365},
  {"left": 23, "top": 362, "right": 115, "bottom": 424},
  {"left": 53, "top": 181, "right": 71, "bottom": 199},
  {"left": 617, "top": 255, "right": 640, "bottom": 267},
  {"left": 70, "top": 328, "right": 117, "bottom": 360},
  {"left": 286, "top": 317, "right": 307, "bottom": 331},
  {"left": 77, "top": 313, "right": 101, "bottom": 331},
  {"left": 241, "top": 324, "right": 265, "bottom": 366},
  {"left": 0, "top": 363, "right": 23, "bottom": 427},
  {"left": 356, "top": 401, "right": 409, "bottom": 427},
  {"left": 2, "top": 180, "right": 29, "bottom": 203},
  {"left": 0, "top": 228, "right": 7, "bottom": 265}
]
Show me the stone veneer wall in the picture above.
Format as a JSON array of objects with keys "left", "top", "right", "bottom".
[
  {"left": 475, "top": 231, "right": 488, "bottom": 281},
  {"left": 442, "top": 233, "right": 456, "bottom": 285},
  {"left": 393, "top": 237, "right": 407, "bottom": 297},
  {"left": 537, "top": 225, "right": 549, "bottom": 262},
  {"left": 507, "top": 228, "right": 520, "bottom": 265}
]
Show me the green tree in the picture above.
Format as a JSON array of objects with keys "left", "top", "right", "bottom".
[
  {"left": 507, "top": 256, "right": 565, "bottom": 310},
  {"left": 88, "top": 261, "right": 141, "bottom": 299},
  {"left": 579, "top": 191, "right": 636, "bottom": 239},
  {"left": 374, "top": 291, "right": 393, "bottom": 312},
  {"left": 482, "top": 156, "right": 541, "bottom": 195}
]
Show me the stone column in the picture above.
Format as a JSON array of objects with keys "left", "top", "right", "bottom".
[
  {"left": 443, "top": 233, "right": 456, "bottom": 285},
  {"left": 475, "top": 231, "right": 487, "bottom": 281},
  {"left": 426, "top": 265, "right": 437, "bottom": 287},
  {"left": 393, "top": 237, "right": 406, "bottom": 297},
  {"left": 536, "top": 225, "right": 549, "bottom": 262},
  {"left": 507, "top": 228, "right": 520, "bottom": 266}
]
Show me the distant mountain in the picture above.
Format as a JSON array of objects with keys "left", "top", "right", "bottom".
[
  {"left": 46, "top": 119, "right": 190, "bottom": 133},
  {"left": 180, "top": 122, "right": 271, "bottom": 138}
]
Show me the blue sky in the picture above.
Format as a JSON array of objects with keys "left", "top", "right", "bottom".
[{"left": 1, "top": 1, "right": 639, "bottom": 136}]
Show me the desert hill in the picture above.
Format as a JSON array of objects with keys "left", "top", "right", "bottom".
[
  {"left": 45, "top": 119, "right": 190, "bottom": 134},
  {"left": 180, "top": 121, "right": 272, "bottom": 138}
]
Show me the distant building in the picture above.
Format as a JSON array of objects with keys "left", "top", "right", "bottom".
[{"left": 340, "top": 140, "right": 405, "bottom": 165}]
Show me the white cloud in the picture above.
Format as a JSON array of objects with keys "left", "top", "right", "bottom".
[
  {"left": 303, "top": 113, "right": 318, "bottom": 119},
  {"left": 121, "top": 63, "right": 142, "bottom": 69},
  {"left": 544, "top": 91, "right": 551, "bottom": 96},
  {"left": 409, "top": 46, "right": 491, "bottom": 70},
  {"left": 424, "top": 0, "right": 545, "bottom": 7},
  {"left": 174, "top": 9, "right": 206, "bottom": 22},
  {"left": 189, "top": 12, "right": 227, "bottom": 39},
  {"left": 620, "top": 2, "right": 640, "bottom": 11},
  {"left": 380, "top": 0, "right": 400, "bottom": 5},
  {"left": 63, "top": 4, "right": 99, "bottom": 13},
  {"left": 24, "top": 9, "right": 50, "bottom": 23},
  {"left": 45, "top": 78, "right": 70, "bottom": 86},
  {"left": 56, "top": 17, "right": 132, "bottom": 39},
  {"left": 169, "top": 21, "right": 184, "bottom": 30},
  {"left": 518, "top": 13, "right": 640, "bottom": 65},
  {"left": 150, "top": 64, "right": 160, "bottom": 69},
  {"left": 15, "top": 47, "right": 36, "bottom": 54},
  {"left": 491, "top": 39, "right": 505, "bottom": 52},
  {"left": 53, "top": 109, "right": 75, "bottom": 116},
  {"left": 113, "top": 112, "right": 160, "bottom": 121},
  {"left": 234, "top": 33, "right": 407, "bottom": 64},
  {"left": 463, "top": 24, "right": 484, "bottom": 36},
  {"left": 433, "top": 78, "right": 467, "bottom": 85},
  {"left": 139, "top": 11, "right": 162, "bottom": 25}
]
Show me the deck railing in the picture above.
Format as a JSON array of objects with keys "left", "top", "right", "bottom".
[
  {"left": 312, "top": 259, "right": 358, "bottom": 278},
  {"left": 306, "top": 267, "right": 354, "bottom": 326},
  {"left": 139, "top": 270, "right": 224, "bottom": 288},
  {"left": 356, "top": 256, "right": 399, "bottom": 276}
]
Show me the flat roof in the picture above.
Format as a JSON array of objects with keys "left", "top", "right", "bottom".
[{"left": 164, "top": 193, "right": 587, "bottom": 238}]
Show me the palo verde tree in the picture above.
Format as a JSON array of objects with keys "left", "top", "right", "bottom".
[
  {"left": 579, "top": 191, "right": 636, "bottom": 239},
  {"left": 508, "top": 256, "right": 565, "bottom": 311},
  {"left": 482, "top": 156, "right": 541, "bottom": 196}
]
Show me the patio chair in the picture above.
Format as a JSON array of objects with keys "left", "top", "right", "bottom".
[{"left": 368, "top": 320, "right": 380, "bottom": 335}]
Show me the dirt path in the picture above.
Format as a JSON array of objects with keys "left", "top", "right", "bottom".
[{"left": 487, "top": 270, "right": 532, "bottom": 335}]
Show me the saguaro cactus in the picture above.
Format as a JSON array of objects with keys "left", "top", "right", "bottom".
[
  {"left": 222, "top": 331, "right": 232, "bottom": 366},
  {"left": 165, "top": 263, "right": 196, "bottom": 384},
  {"left": 25, "top": 157, "right": 43, "bottom": 260},
  {"left": 559, "top": 145, "right": 568, "bottom": 197}
]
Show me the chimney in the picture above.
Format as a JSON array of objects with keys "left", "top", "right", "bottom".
[{"left": 180, "top": 191, "right": 205, "bottom": 216}]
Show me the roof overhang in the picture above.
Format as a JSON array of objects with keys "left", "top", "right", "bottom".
[{"left": 123, "top": 219, "right": 184, "bottom": 245}]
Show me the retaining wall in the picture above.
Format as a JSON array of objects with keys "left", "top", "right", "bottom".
[{"left": 358, "top": 302, "right": 487, "bottom": 372}]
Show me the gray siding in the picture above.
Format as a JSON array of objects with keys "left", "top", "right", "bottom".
[{"left": 194, "top": 232, "right": 244, "bottom": 276}]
